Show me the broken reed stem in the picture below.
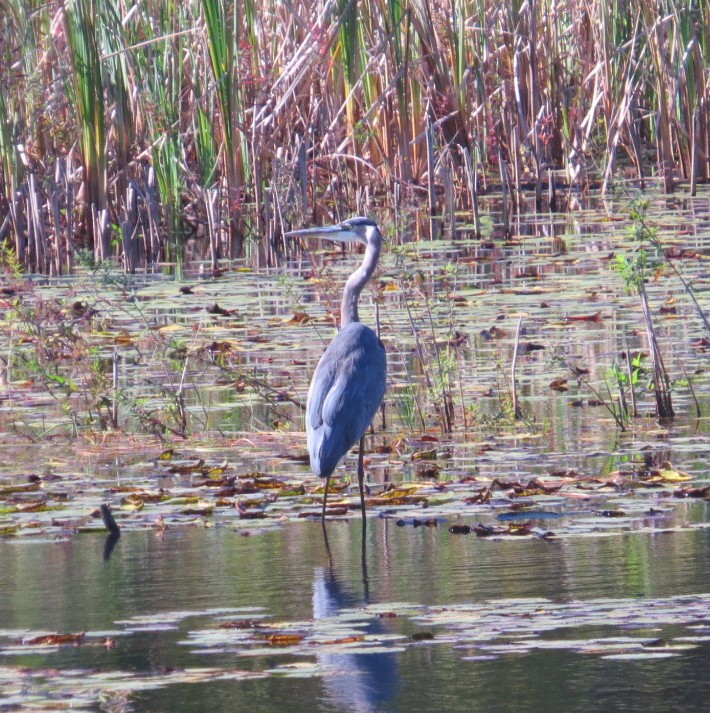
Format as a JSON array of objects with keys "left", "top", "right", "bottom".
[
  {"left": 511, "top": 316, "right": 523, "bottom": 420},
  {"left": 463, "top": 146, "right": 480, "bottom": 237},
  {"left": 100, "top": 503, "right": 121, "bottom": 535},
  {"left": 112, "top": 347, "right": 119, "bottom": 429},
  {"left": 497, "top": 145, "right": 511, "bottom": 238},
  {"left": 176, "top": 354, "right": 190, "bottom": 435},
  {"left": 639, "top": 288, "right": 674, "bottom": 418}
]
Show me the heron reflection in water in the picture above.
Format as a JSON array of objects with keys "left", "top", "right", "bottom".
[
  {"left": 313, "top": 527, "right": 398, "bottom": 711},
  {"left": 285, "top": 218, "right": 386, "bottom": 521}
]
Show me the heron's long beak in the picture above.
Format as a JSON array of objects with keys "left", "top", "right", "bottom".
[{"left": 284, "top": 223, "right": 362, "bottom": 244}]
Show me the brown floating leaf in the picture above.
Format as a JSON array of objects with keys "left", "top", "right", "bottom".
[
  {"left": 549, "top": 378, "right": 569, "bottom": 392},
  {"left": 508, "top": 522, "right": 533, "bottom": 535},
  {"left": 286, "top": 311, "right": 312, "bottom": 324},
  {"left": 266, "top": 634, "right": 304, "bottom": 646},
  {"left": 279, "top": 484, "right": 306, "bottom": 496},
  {"left": 416, "top": 464, "right": 440, "bottom": 479},
  {"left": 411, "top": 449, "right": 437, "bottom": 461},
  {"left": 549, "top": 469, "right": 580, "bottom": 478},
  {"left": 317, "top": 635, "right": 366, "bottom": 646},
  {"left": 205, "top": 341, "right": 233, "bottom": 354},
  {"left": 298, "top": 506, "right": 349, "bottom": 518},
  {"left": 114, "top": 331, "right": 134, "bottom": 346},
  {"left": 206, "top": 303, "right": 237, "bottom": 316},
  {"left": 167, "top": 459, "right": 206, "bottom": 474},
  {"left": 311, "top": 480, "right": 349, "bottom": 495},
  {"left": 464, "top": 487, "right": 492, "bottom": 504},
  {"left": 473, "top": 523, "right": 506, "bottom": 537},
  {"left": 0, "top": 483, "right": 40, "bottom": 496},
  {"left": 367, "top": 486, "right": 428, "bottom": 507},
  {"left": 510, "top": 478, "right": 563, "bottom": 497},
  {"left": 121, "top": 491, "right": 164, "bottom": 505},
  {"left": 23, "top": 633, "right": 85, "bottom": 646},
  {"left": 14, "top": 500, "right": 47, "bottom": 512},
  {"left": 596, "top": 510, "right": 627, "bottom": 518},
  {"left": 674, "top": 486, "right": 710, "bottom": 499},
  {"left": 252, "top": 477, "right": 287, "bottom": 490},
  {"left": 566, "top": 311, "right": 602, "bottom": 322}
]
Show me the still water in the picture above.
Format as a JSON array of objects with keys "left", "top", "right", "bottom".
[{"left": 2, "top": 516, "right": 710, "bottom": 712}]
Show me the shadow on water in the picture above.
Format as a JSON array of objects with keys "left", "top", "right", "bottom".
[{"left": 316, "top": 523, "right": 398, "bottom": 712}]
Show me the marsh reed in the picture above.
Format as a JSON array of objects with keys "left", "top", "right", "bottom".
[{"left": 0, "top": 0, "right": 708, "bottom": 273}]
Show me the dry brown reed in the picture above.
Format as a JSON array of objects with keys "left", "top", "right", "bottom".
[{"left": 0, "top": 0, "right": 707, "bottom": 273}]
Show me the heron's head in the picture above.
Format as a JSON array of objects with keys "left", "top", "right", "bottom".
[{"left": 285, "top": 216, "right": 381, "bottom": 248}]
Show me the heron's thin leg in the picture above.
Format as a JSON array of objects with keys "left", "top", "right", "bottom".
[
  {"left": 361, "top": 516, "right": 370, "bottom": 602},
  {"left": 357, "top": 435, "right": 366, "bottom": 520},
  {"left": 321, "top": 518, "right": 333, "bottom": 567},
  {"left": 321, "top": 474, "right": 331, "bottom": 522}
]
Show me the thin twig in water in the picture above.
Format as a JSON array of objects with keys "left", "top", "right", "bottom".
[{"left": 511, "top": 316, "right": 523, "bottom": 419}]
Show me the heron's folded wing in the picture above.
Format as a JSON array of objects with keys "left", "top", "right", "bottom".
[{"left": 306, "top": 328, "right": 386, "bottom": 476}]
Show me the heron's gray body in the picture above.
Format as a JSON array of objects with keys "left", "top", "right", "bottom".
[
  {"left": 285, "top": 216, "right": 387, "bottom": 519},
  {"left": 307, "top": 322, "right": 386, "bottom": 479}
]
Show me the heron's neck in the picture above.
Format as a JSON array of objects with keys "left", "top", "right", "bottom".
[{"left": 340, "top": 239, "right": 380, "bottom": 327}]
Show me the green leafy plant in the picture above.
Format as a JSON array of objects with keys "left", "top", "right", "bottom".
[{"left": 612, "top": 198, "right": 673, "bottom": 419}]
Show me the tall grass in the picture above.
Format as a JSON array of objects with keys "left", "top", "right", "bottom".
[
  {"left": 65, "top": 0, "right": 108, "bottom": 258},
  {"left": 0, "top": 0, "right": 707, "bottom": 273}
]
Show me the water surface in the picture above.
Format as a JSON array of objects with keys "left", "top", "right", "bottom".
[{"left": 2, "top": 517, "right": 710, "bottom": 712}]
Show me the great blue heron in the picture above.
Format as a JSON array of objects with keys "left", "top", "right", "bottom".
[{"left": 285, "top": 217, "right": 386, "bottom": 521}]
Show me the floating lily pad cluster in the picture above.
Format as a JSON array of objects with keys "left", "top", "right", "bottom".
[
  {"left": 0, "top": 440, "right": 708, "bottom": 542},
  {"left": 2, "top": 591, "right": 709, "bottom": 709}
]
